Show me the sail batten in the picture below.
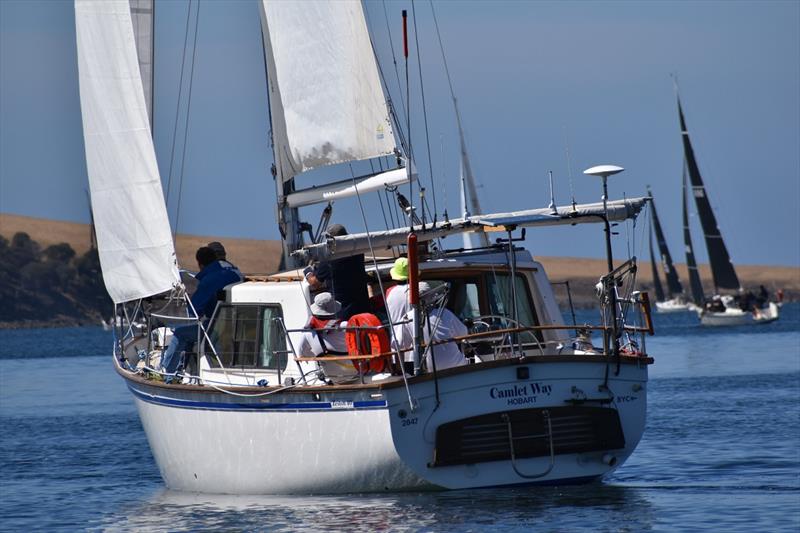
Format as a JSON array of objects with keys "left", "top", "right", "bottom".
[
  {"left": 678, "top": 99, "right": 740, "bottom": 292},
  {"left": 76, "top": 0, "right": 179, "bottom": 304}
]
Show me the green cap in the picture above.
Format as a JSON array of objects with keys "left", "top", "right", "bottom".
[{"left": 389, "top": 257, "right": 409, "bottom": 281}]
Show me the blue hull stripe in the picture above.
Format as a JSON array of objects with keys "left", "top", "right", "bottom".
[{"left": 128, "top": 385, "right": 387, "bottom": 412}]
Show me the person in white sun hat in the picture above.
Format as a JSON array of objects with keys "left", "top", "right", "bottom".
[{"left": 293, "top": 292, "right": 349, "bottom": 358}]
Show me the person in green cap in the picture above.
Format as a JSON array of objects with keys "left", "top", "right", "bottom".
[{"left": 385, "top": 257, "right": 411, "bottom": 324}]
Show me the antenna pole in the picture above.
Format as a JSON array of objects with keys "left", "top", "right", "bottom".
[
  {"left": 547, "top": 170, "right": 557, "bottom": 214},
  {"left": 402, "top": 9, "right": 413, "bottom": 231}
]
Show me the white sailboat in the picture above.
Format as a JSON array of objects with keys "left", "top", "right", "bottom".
[
  {"left": 77, "top": 0, "right": 654, "bottom": 494},
  {"left": 675, "top": 92, "right": 780, "bottom": 326}
]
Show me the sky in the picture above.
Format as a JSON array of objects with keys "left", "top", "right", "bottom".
[{"left": 1, "top": 0, "right": 798, "bottom": 269}]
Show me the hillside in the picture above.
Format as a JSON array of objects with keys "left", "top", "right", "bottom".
[
  {"left": 0, "top": 213, "right": 283, "bottom": 274},
  {"left": 1, "top": 213, "right": 797, "bottom": 326}
]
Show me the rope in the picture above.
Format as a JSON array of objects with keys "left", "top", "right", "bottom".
[
  {"left": 350, "top": 167, "right": 416, "bottom": 410},
  {"left": 164, "top": 0, "right": 193, "bottom": 212},
  {"left": 364, "top": 2, "right": 409, "bottom": 155},
  {"left": 173, "top": 0, "right": 201, "bottom": 242},
  {"left": 381, "top": 0, "right": 409, "bottom": 137},
  {"left": 412, "top": 0, "right": 438, "bottom": 222}
]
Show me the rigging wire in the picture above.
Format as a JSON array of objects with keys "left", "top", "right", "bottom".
[
  {"left": 403, "top": 9, "right": 413, "bottom": 231},
  {"left": 381, "top": 0, "right": 409, "bottom": 137},
  {"left": 350, "top": 166, "right": 416, "bottom": 409},
  {"left": 164, "top": 0, "right": 194, "bottom": 211},
  {"left": 172, "top": 0, "right": 201, "bottom": 244},
  {"left": 377, "top": 190, "right": 391, "bottom": 231},
  {"left": 411, "top": 0, "right": 438, "bottom": 223}
]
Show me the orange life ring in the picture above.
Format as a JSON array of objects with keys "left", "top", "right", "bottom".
[{"left": 346, "top": 313, "right": 391, "bottom": 374}]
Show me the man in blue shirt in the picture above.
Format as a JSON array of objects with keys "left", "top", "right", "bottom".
[{"left": 160, "top": 246, "right": 243, "bottom": 381}]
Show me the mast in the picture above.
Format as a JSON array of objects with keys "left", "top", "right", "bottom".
[
  {"left": 648, "top": 216, "right": 666, "bottom": 302},
  {"left": 682, "top": 164, "right": 706, "bottom": 305},
  {"left": 677, "top": 96, "right": 741, "bottom": 293},
  {"left": 647, "top": 187, "right": 683, "bottom": 298}
]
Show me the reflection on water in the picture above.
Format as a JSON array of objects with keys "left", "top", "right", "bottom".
[{"left": 98, "top": 484, "right": 655, "bottom": 532}]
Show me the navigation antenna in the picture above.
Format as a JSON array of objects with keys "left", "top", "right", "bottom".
[
  {"left": 564, "top": 127, "right": 577, "bottom": 211},
  {"left": 547, "top": 170, "right": 557, "bottom": 215}
]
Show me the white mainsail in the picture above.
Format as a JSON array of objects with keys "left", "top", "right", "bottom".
[
  {"left": 75, "top": 0, "right": 179, "bottom": 304},
  {"left": 258, "top": 0, "right": 398, "bottom": 181}
]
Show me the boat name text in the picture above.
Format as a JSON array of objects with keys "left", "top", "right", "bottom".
[{"left": 490, "top": 382, "right": 552, "bottom": 406}]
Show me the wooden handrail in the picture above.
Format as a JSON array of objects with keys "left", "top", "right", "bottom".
[{"left": 292, "top": 322, "right": 650, "bottom": 363}]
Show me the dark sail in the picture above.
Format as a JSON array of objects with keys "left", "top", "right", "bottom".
[
  {"left": 648, "top": 188, "right": 684, "bottom": 298},
  {"left": 678, "top": 98, "right": 741, "bottom": 292},
  {"left": 682, "top": 165, "right": 706, "bottom": 305},
  {"left": 648, "top": 217, "right": 666, "bottom": 302}
]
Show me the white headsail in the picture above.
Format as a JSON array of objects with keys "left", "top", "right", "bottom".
[
  {"left": 75, "top": 0, "right": 179, "bottom": 303},
  {"left": 129, "top": 0, "right": 154, "bottom": 128},
  {"left": 258, "top": 0, "right": 398, "bottom": 180}
]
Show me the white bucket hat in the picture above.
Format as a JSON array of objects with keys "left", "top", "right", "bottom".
[{"left": 310, "top": 292, "right": 341, "bottom": 317}]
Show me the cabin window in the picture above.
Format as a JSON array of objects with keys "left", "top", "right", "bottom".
[
  {"left": 206, "top": 304, "right": 288, "bottom": 370},
  {"left": 448, "top": 279, "right": 482, "bottom": 320},
  {"left": 484, "top": 273, "right": 541, "bottom": 343}
]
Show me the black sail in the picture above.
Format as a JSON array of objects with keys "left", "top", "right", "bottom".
[
  {"left": 648, "top": 188, "right": 684, "bottom": 298},
  {"left": 682, "top": 164, "right": 706, "bottom": 305},
  {"left": 648, "top": 216, "right": 666, "bottom": 302},
  {"left": 677, "top": 99, "right": 741, "bottom": 292}
]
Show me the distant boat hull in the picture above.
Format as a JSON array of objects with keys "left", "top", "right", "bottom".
[
  {"left": 655, "top": 298, "right": 697, "bottom": 314},
  {"left": 698, "top": 302, "right": 780, "bottom": 327},
  {"left": 121, "top": 355, "right": 649, "bottom": 494}
]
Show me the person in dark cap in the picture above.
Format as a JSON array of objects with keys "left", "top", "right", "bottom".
[
  {"left": 304, "top": 224, "right": 369, "bottom": 320},
  {"left": 207, "top": 241, "right": 242, "bottom": 279},
  {"left": 160, "top": 245, "right": 244, "bottom": 382},
  {"left": 207, "top": 241, "right": 227, "bottom": 260}
]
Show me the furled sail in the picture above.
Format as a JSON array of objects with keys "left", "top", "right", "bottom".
[
  {"left": 682, "top": 165, "right": 706, "bottom": 305},
  {"left": 129, "top": 0, "right": 153, "bottom": 129},
  {"left": 75, "top": 0, "right": 179, "bottom": 303},
  {"left": 678, "top": 98, "right": 740, "bottom": 292},
  {"left": 648, "top": 188, "right": 683, "bottom": 298},
  {"left": 258, "top": 0, "right": 397, "bottom": 182},
  {"left": 648, "top": 218, "right": 666, "bottom": 302}
]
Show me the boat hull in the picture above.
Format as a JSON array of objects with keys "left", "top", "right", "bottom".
[
  {"left": 123, "top": 356, "right": 649, "bottom": 494},
  {"left": 655, "top": 299, "right": 697, "bottom": 313},
  {"left": 699, "top": 302, "right": 780, "bottom": 326}
]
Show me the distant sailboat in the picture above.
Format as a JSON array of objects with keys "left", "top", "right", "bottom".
[
  {"left": 647, "top": 188, "right": 693, "bottom": 313},
  {"left": 675, "top": 92, "right": 779, "bottom": 326}
]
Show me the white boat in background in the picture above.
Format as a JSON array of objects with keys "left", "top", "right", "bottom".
[
  {"left": 674, "top": 89, "right": 780, "bottom": 327},
  {"left": 76, "top": 0, "right": 655, "bottom": 494}
]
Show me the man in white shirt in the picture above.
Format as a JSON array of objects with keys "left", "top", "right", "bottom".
[
  {"left": 385, "top": 257, "right": 411, "bottom": 325},
  {"left": 393, "top": 282, "right": 468, "bottom": 371}
]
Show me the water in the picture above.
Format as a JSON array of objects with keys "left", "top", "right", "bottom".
[{"left": 1, "top": 305, "right": 799, "bottom": 532}]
